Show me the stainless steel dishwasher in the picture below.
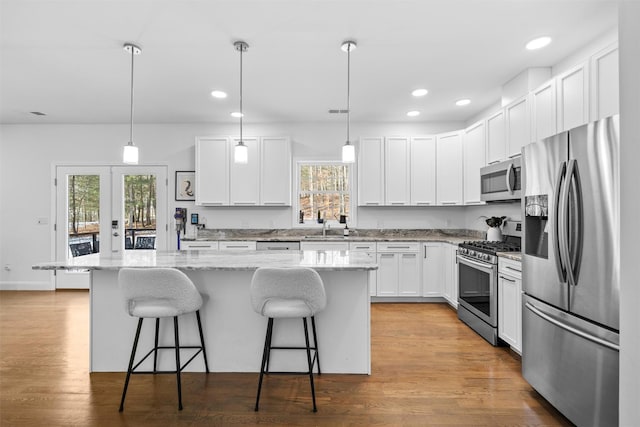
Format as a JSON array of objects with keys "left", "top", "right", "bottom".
[{"left": 255, "top": 241, "right": 301, "bottom": 251}]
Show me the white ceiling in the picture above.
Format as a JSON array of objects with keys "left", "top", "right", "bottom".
[{"left": 0, "top": 0, "right": 618, "bottom": 125}]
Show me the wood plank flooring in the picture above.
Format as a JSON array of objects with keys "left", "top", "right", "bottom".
[{"left": 0, "top": 291, "right": 572, "bottom": 426}]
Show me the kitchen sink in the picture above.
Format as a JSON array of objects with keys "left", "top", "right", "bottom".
[{"left": 303, "top": 235, "right": 350, "bottom": 240}]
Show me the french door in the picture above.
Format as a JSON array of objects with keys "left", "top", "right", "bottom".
[{"left": 55, "top": 165, "right": 168, "bottom": 289}]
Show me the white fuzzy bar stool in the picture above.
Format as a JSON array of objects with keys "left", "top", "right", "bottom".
[
  {"left": 118, "top": 268, "right": 209, "bottom": 411},
  {"left": 250, "top": 267, "right": 327, "bottom": 412}
]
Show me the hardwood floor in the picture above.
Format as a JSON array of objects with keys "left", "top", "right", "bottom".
[{"left": 0, "top": 291, "right": 572, "bottom": 426}]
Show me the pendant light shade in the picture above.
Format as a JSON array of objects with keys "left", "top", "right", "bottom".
[
  {"left": 234, "top": 41, "right": 249, "bottom": 164},
  {"left": 341, "top": 40, "right": 357, "bottom": 163},
  {"left": 122, "top": 43, "right": 141, "bottom": 164}
]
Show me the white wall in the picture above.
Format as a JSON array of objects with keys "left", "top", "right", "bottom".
[
  {"left": 618, "top": 2, "right": 640, "bottom": 424},
  {"left": 1, "top": 119, "right": 478, "bottom": 289}
]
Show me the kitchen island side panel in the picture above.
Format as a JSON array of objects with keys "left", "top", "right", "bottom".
[{"left": 90, "top": 269, "right": 370, "bottom": 374}]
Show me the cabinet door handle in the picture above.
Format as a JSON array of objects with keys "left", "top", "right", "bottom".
[
  {"left": 380, "top": 253, "right": 395, "bottom": 258},
  {"left": 403, "top": 254, "right": 417, "bottom": 258},
  {"left": 424, "top": 246, "right": 427, "bottom": 258},
  {"left": 364, "top": 202, "right": 380, "bottom": 205},
  {"left": 390, "top": 202, "right": 406, "bottom": 205},
  {"left": 263, "top": 202, "right": 286, "bottom": 205},
  {"left": 488, "top": 160, "right": 500, "bottom": 165},
  {"left": 505, "top": 266, "right": 522, "bottom": 273},
  {"left": 416, "top": 202, "right": 432, "bottom": 206},
  {"left": 232, "top": 202, "right": 257, "bottom": 205},
  {"left": 441, "top": 201, "right": 458, "bottom": 205},
  {"left": 499, "top": 275, "right": 516, "bottom": 282}
]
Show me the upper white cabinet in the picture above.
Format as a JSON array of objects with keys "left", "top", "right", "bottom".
[
  {"left": 410, "top": 136, "right": 437, "bottom": 206},
  {"left": 196, "top": 136, "right": 291, "bottom": 206},
  {"left": 530, "top": 79, "right": 557, "bottom": 142},
  {"left": 229, "top": 137, "right": 260, "bottom": 205},
  {"left": 486, "top": 109, "right": 506, "bottom": 165},
  {"left": 556, "top": 61, "right": 589, "bottom": 132},
  {"left": 195, "top": 137, "right": 229, "bottom": 205},
  {"left": 436, "top": 131, "right": 463, "bottom": 206},
  {"left": 505, "top": 94, "right": 530, "bottom": 158},
  {"left": 590, "top": 42, "right": 619, "bottom": 121},
  {"left": 385, "top": 137, "right": 411, "bottom": 205},
  {"left": 463, "top": 121, "right": 485, "bottom": 205},
  {"left": 358, "top": 137, "right": 385, "bottom": 206},
  {"left": 260, "top": 136, "right": 292, "bottom": 205}
]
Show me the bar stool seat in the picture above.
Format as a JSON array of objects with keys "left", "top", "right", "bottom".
[
  {"left": 118, "top": 267, "right": 209, "bottom": 412},
  {"left": 250, "top": 267, "right": 326, "bottom": 412}
]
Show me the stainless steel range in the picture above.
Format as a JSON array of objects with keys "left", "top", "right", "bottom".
[{"left": 457, "top": 221, "right": 521, "bottom": 345}]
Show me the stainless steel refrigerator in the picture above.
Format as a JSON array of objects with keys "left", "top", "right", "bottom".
[{"left": 521, "top": 115, "right": 619, "bottom": 427}]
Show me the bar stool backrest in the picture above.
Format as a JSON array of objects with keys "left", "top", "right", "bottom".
[
  {"left": 250, "top": 267, "right": 327, "bottom": 316},
  {"left": 118, "top": 268, "right": 203, "bottom": 317}
]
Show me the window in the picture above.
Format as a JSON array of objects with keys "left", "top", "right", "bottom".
[{"left": 297, "top": 162, "right": 352, "bottom": 225}]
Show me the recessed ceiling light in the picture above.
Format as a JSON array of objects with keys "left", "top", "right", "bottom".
[
  {"left": 230, "top": 112, "right": 244, "bottom": 118},
  {"left": 411, "top": 88, "right": 428, "bottom": 97},
  {"left": 211, "top": 90, "right": 227, "bottom": 98},
  {"left": 455, "top": 99, "right": 471, "bottom": 106},
  {"left": 407, "top": 110, "right": 420, "bottom": 117},
  {"left": 526, "top": 36, "right": 552, "bottom": 50}
]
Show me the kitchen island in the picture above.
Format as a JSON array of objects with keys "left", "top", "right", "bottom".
[{"left": 33, "top": 250, "right": 377, "bottom": 374}]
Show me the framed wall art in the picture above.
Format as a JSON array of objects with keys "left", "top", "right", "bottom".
[{"left": 175, "top": 171, "right": 196, "bottom": 201}]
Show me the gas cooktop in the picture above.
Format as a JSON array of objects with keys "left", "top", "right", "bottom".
[{"left": 459, "top": 240, "right": 521, "bottom": 253}]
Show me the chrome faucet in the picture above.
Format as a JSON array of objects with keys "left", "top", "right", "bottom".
[{"left": 322, "top": 221, "right": 330, "bottom": 237}]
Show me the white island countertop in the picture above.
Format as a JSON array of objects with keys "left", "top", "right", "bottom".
[{"left": 32, "top": 249, "right": 378, "bottom": 272}]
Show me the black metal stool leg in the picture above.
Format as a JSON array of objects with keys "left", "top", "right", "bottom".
[
  {"left": 195, "top": 310, "right": 209, "bottom": 373},
  {"left": 303, "top": 317, "right": 317, "bottom": 412},
  {"left": 311, "top": 316, "right": 321, "bottom": 375},
  {"left": 119, "top": 317, "right": 144, "bottom": 412},
  {"left": 255, "top": 317, "right": 273, "bottom": 411},
  {"left": 153, "top": 318, "right": 160, "bottom": 373},
  {"left": 173, "top": 316, "right": 183, "bottom": 410}
]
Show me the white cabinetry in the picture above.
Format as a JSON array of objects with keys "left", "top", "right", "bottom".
[
  {"left": 195, "top": 136, "right": 291, "bottom": 206},
  {"left": 376, "top": 242, "right": 421, "bottom": 297},
  {"left": 436, "top": 131, "right": 463, "bottom": 206},
  {"left": 531, "top": 79, "right": 557, "bottom": 142},
  {"left": 556, "top": 62, "right": 589, "bottom": 132},
  {"left": 498, "top": 257, "right": 522, "bottom": 354},
  {"left": 443, "top": 243, "right": 459, "bottom": 307},
  {"left": 422, "top": 242, "right": 445, "bottom": 297},
  {"left": 463, "top": 121, "right": 485, "bottom": 205},
  {"left": 229, "top": 137, "right": 260, "bottom": 205},
  {"left": 181, "top": 241, "right": 219, "bottom": 251},
  {"left": 358, "top": 137, "right": 385, "bottom": 206},
  {"left": 385, "top": 137, "right": 410, "bottom": 205},
  {"left": 350, "top": 242, "right": 377, "bottom": 296},
  {"left": 590, "top": 42, "right": 619, "bottom": 121},
  {"left": 260, "top": 137, "right": 292, "bottom": 205},
  {"left": 219, "top": 241, "right": 257, "bottom": 251},
  {"left": 195, "top": 137, "right": 229, "bottom": 205},
  {"left": 410, "top": 136, "right": 436, "bottom": 206},
  {"left": 505, "top": 95, "right": 529, "bottom": 158},
  {"left": 486, "top": 109, "right": 506, "bottom": 165}
]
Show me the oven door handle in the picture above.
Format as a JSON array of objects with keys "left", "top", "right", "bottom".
[{"left": 457, "top": 255, "right": 495, "bottom": 273}]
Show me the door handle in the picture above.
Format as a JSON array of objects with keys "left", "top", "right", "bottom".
[
  {"left": 506, "top": 162, "right": 514, "bottom": 193},
  {"left": 553, "top": 161, "right": 567, "bottom": 283},
  {"left": 112, "top": 232, "right": 120, "bottom": 237},
  {"left": 566, "top": 159, "right": 583, "bottom": 287}
]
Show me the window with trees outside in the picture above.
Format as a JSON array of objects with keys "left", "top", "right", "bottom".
[{"left": 298, "top": 162, "right": 351, "bottom": 225}]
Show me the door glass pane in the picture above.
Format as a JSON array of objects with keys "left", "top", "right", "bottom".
[
  {"left": 67, "top": 175, "right": 100, "bottom": 258},
  {"left": 123, "top": 174, "right": 157, "bottom": 250}
]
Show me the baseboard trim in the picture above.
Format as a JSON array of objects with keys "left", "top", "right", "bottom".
[{"left": 0, "top": 281, "right": 55, "bottom": 291}]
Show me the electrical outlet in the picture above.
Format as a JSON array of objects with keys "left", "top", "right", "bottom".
[{"left": 3, "top": 264, "right": 11, "bottom": 272}]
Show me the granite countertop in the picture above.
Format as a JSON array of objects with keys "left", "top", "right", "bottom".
[
  {"left": 32, "top": 250, "right": 378, "bottom": 272},
  {"left": 182, "top": 228, "right": 484, "bottom": 245},
  {"left": 498, "top": 252, "right": 522, "bottom": 261}
]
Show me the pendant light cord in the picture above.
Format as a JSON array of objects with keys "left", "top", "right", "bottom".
[
  {"left": 129, "top": 46, "right": 135, "bottom": 145},
  {"left": 346, "top": 43, "right": 351, "bottom": 144},
  {"left": 239, "top": 43, "right": 243, "bottom": 145}
]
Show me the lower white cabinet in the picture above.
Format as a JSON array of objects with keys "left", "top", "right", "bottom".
[
  {"left": 422, "top": 242, "right": 445, "bottom": 297},
  {"left": 350, "top": 242, "right": 377, "bottom": 296},
  {"left": 376, "top": 242, "right": 421, "bottom": 297},
  {"left": 498, "top": 257, "right": 522, "bottom": 354},
  {"left": 442, "top": 243, "right": 459, "bottom": 307},
  {"left": 300, "top": 241, "right": 349, "bottom": 251}
]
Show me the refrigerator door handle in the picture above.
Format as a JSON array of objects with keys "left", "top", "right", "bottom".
[
  {"left": 506, "top": 162, "right": 514, "bottom": 194},
  {"left": 525, "top": 302, "right": 619, "bottom": 352},
  {"left": 565, "top": 159, "right": 583, "bottom": 288},
  {"left": 553, "top": 161, "right": 568, "bottom": 283}
]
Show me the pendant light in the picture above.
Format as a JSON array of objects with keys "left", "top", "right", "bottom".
[
  {"left": 122, "top": 43, "right": 141, "bottom": 164},
  {"left": 234, "top": 41, "right": 249, "bottom": 164},
  {"left": 341, "top": 40, "right": 357, "bottom": 163}
]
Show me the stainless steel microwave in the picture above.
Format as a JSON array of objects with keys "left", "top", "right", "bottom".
[{"left": 480, "top": 157, "right": 522, "bottom": 202}]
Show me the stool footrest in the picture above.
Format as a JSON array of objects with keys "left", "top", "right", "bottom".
[{"left": 132, "top": 346, "right": 204, "bottom": 373}]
